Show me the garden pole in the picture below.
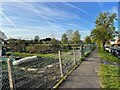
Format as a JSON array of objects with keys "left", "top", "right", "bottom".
[
  {"left": 80, "top": 45, "right": 83, "bottom": 58},
  {"left": 73, "top": 48, "right": 76, "bottom": 65},
  {"left": 58, "top": 51, "right": 63, "bottom": 77},
  {"left": 7, "top": 59, "right": 14, "bottom": 90}
]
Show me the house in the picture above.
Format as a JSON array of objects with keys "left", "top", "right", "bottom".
[
  {"left": 110, "top": 37, "right": 120, "bottom": 46},
  {"left": 115, "top": 39, "right": 120, "bottom": 46}
]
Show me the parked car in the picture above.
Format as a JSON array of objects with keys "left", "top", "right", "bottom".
[
  {"left": 104, "top": 46, "right": 111, "bottom": 52},
  {"left": 116, "top": 49, "right": 120, "bottom": 58},
  {"left": 110, "top": 48, "right": 117, "bottom": 56},
  {"left": 110, "top": 48, "right": 120, "bottom": 58}
]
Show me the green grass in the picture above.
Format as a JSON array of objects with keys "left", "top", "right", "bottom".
[
  {"left": 98, "top": 49, "right": 120, "bottom": 63},
  {"left": 7, "top": 52, "right": 58, "bottom": 59},
  {"left": 99, "top": 64, "right": 120, "bottom": 89}
]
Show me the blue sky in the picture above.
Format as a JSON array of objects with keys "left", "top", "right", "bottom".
[{"left": 0, "top": 2, "right": 118, "bottom": 40}]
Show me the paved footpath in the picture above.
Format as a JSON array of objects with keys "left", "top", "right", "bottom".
[{"left": 59, "top": 48, "right": 101, "bottom": 88}]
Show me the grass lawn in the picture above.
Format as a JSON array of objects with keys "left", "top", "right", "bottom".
[
  {"left": 99, "top": 64, "right": 120, "bottom": 88},
  {"left": 98, "top": 49, "right": 120, "bottom": 63}
]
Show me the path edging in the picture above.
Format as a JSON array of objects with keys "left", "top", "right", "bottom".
[{"left": 52, "top": 60, "right": 82, "bottom": 89}]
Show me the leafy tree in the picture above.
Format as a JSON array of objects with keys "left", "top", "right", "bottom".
[
  {"left": 84, "top": 36, "right": 91, "bottom": 44},
  {"left": 51, "top": 38, "right": 60, "bottom": 52},
  {"left": 6, "top": 39, "right": 16, "bottom": 51},
  {"left": 51, "top": 38, "right": 57, "bottom": 46},
  {"left": 91, "top": 12, "right": 117, "bottom": 49},
  {"left": 72, "top": 30, "right": 81, "bottom": 44},
  {"left": 61, "top": 33, "right": 68, "bottom": 44},
  {"left": 17, "top": 39, "right": 25, "bottom": 52},
  {"left": 115, "top": 31, "right": 120, "bottom": 40}
]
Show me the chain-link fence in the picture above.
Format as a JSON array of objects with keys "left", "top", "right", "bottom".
[
  {"left": 82, "top": 44, "right": 95, "bottom": 57},
  {"left": 0, "top": 59, "right": 10, "bottom": 90},
  {"left": 60, "top": 48, "right": 81, "bottom": 75},
  {"left": 0, "top": 44, "right": 95, "bottom": 89},
  {"left": 12, "top": 57, "right": 60, "bottom": 89}
]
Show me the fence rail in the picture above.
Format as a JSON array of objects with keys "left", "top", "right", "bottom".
[{"left": 0, "top": 44, "right": 95, "bottom": 89}]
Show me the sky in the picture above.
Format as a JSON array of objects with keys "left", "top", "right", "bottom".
[{"left": 0, "top": 2, "right": 118, "bottom": 40}]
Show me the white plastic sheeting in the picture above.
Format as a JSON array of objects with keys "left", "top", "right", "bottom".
[{"left": 13, "top": 56, "right": 38, "bottom": 66}]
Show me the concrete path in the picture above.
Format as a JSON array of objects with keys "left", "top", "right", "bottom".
[{"left": 59, "top": 48, "right": 101, "bottom": 88}]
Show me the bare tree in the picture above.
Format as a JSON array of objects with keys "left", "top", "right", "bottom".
[{"left": 66, "top": 29, "right": 73, "bottom": 44}]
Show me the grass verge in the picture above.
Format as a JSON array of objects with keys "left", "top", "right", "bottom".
[
  {"left": 99, "top": 64, "right": 120, "bottom": 89},
  {"left": 98, "top": 49, "right": 120, "bottom": 63}
]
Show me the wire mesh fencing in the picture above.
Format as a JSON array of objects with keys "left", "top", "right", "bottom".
[
  {"left": 0, "top": 44, "right": 95, "bottom": 89},
  {"left": 12, "top": 57, "right": 60, "bottom": 89},
  {"left": 82, "top": 44, "right": 95, "bottom": 57},
  {"left": 0, "top": 59, "right": 10, "bottom": 90},
  {"left": 60, "top": 48, "right": 81, "bottom": 75}
]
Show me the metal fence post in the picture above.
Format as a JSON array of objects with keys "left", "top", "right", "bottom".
[
  {"left": 44, "top": 66, "right": 47, "bottom": 88},
  {"left": 79, "top": 47, "right": 81, "bottom": 58},
  {"left": 7, "top": 59, "right": 14, "bottom": 90},
  {"left": 73, "top": 48, "right": 76, "bottom": 65},
  {"left": 88, "top": 44, "right": 89, "bottom": 52},
  {"left": 58, "top": 51, "right": 63, "bottom": 77},
  {"left": 80, "top": 45, "right": 83, "bottom": 58}
]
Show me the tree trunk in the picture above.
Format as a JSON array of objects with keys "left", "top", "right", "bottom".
[{"left": 102, "top": 42, "right": 106, "bottom": 50}]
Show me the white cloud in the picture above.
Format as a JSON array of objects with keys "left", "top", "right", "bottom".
[
  {"left": 111, "top": 6, "right": 118, "bottom": 14},
  {"left": 104, "top": 6, "right": 118, "bottom": 14},
  {"left": 2, "top": 2, "right": 94, "bottom": 40},
  {"left": 62, "top": 1, "right": 88, "bottom": 14},
  {"left": 2, "top": 2, "right": 82, "bottom": 32},
  {"left": 96, "top": 1, "right": 104, "bottom": 12},
  {"left": 9, "top": 2, "right": 79, "bottom": 19},
  {"left": 0, "top": 10, "right": 16, "bottom": 27}
]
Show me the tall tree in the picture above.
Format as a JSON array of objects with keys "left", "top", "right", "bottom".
[
  {"left": 115, "top": 31, "right": 120, "bottom": 40},
  {"left": 72, "top": 30, "right": 81, "bottom": 44},
  {"left": 51, "top": 38, "right": 59, "bottom": 52},
  {"left": 61, "top": 33, "right": 68, "bottom": 44},
  {"left": 84, "top": 36, "right": 91, "bottom": 44},
  {"left": 91, "top": 12, "right": 117, "bottom": 48}
]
